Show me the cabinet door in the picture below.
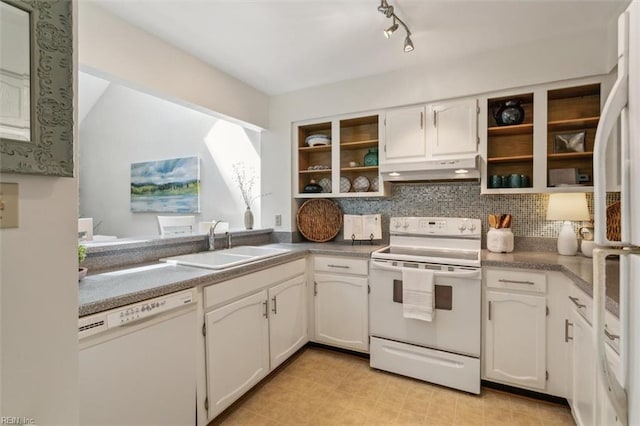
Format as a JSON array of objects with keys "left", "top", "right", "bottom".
[
  {"left": 268, "top": 275, "right": 308, "bottom": 369},
  {"left": 314, "top": 273, "right": 368, "bottom": 352},
  {"left": 570, "top": 309, "right": 596, "bottom": 426},
  {"left": 205, "top": 290, "right": 269, "bottom": 419},
  {"left": 428, "top": 99, "right": 478, "bottom": 157},
  {"left": 484, "top": 290, "right": 547, "bottom": 389},
  {"left": 597, "top": 345, "right": 622, "bottom": 426},
  {"left": 382, "top": 105, "right": 427, "bottom": 164}
]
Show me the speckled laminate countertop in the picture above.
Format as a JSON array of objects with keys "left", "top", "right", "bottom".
[
  {"left": 79, "top": 242, "right": 384, "bottom": 317},
  {"left": 79, "top": 243, "right": 619, "bottom": 318}
]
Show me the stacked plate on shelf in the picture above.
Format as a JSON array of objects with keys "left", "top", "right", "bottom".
[{"left": 305, "top": 134, "right": 331, "bottom": 146}]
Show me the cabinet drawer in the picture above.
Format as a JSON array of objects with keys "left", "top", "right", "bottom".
[
  {"left": 485, "top": 268, "right": 546, "bottom": 293},
  {"left": 314, "top": 256, "right": 368, "bottom": 275},
  {"left": 204, "top": 259, "right": 306, "bottom": 309}
]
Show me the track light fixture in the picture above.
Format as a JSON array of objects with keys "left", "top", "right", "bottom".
[
  {"left": 384, "top": 17, "right": 398, "bottom": 39},
  {"left": 377, "top": 0, "right": 414, "bottom": 52}
]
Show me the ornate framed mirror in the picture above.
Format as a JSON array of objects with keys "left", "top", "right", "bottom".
[{"left": 0, "top": 0, "right": 73, "bottom": 177}]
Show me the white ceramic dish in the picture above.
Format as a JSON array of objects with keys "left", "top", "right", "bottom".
[
  {"left": 340, "top": 177, "right": 351, "bottom": 193},
  {"left": 305, "top": 134, "right": 331, "bottom": 147},
  {"left": 318, "top": 177, "right": 332, "bottom": 193},
  {"left": 353, "top": 175, "right": 370, "bottom": 192}
]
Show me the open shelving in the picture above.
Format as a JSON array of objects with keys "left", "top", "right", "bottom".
[
  {"left": 486, "top": 93, "right": 534, "bottom": 189},
  {"left": 294, "top": 114, "right": 384, "bottom": 197},
  {"left": 546, "top": 83, "right": 600, "bottom": 188}
]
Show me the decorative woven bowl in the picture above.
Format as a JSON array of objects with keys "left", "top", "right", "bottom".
[{"left": 296, "top": 199, "right": 343, "bottom": 242}]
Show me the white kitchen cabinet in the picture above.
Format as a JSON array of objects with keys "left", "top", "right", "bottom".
[
  {"left": 205, "top": 290, "right": 270, "bottom": 419},
  {"left": 484, "top": 290, "right": 547, "bottom": 389},
  {"left": 569, "top": 306, "right": 596, "bottom": 426},
  {"left": 268, "top": 275, "right": 308, "bottom": 369},
  {"left": 566, "top": 282, "right": 622, "bottom": 426},
  {"left": 313, "top": 256, "right": 369, "bottom": 352},
  {"left": 199, "top": 259, "right": 307, "bottom": 423},
  {"left": 479, "top": 74, "right": 618, "bottom": 194},
  {"left": 381, "top": 105, "right": 427, "bottom": 165},
  {"left": 293, "top": 113, "right": 385, "bottom": 198},
  {"left": 598, "top": 344, "right": 622, "bottom": 426},
  {"left": 427, "top": 98, "right": 478, "bottom": 158}
]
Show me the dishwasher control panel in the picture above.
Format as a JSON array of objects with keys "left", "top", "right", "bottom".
[{"left": 79, "top": 289, "right": 194, "bottom": 340}]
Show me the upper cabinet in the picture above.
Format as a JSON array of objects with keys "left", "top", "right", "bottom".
[
  {"left": 380, "top": 99, "right": 479, "bottom": 166},
  {"left": 485, "top": 92, "right": 535, "bottom": 190},
  {"left": 294, "top": 113, "right": 386, "bottom": 198},
  {"left": 427, "top": 99, "right": 479, "bottom": 158},
  {"left": 479, "top": 75, "right": 618, "bottom": 194},
  {"left": 546, "top": 84, "right": 600, "bottom": 189},
  {"left": 380, "top": 105, "right": 427, "bottom": 165}
]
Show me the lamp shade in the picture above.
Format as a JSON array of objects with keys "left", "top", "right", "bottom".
[{"left": 546, "top": 193, "right": 590, "bottom": 221}]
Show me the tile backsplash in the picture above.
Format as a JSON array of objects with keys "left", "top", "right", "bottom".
[{"left": 333, "top": 182, "right": 619, "bottom": 242}]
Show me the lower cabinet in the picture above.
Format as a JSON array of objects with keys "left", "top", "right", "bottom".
[
  {"left": 205, "top": 291, "right": 270, "bottom": 418},
  {"left": 268, "top": 275, "right": 308, "bottom": 369},
  {"left": 569, "top": 307, "right": 596, "bottom": 426},
  {"left": 201, "top": 260, "right": 307, "bottom": 422},
  {"left": 312, "top": 255, "right": 369, "bottom": 352},
  {"left": 484, "top": 290, "right": 547, "bottom": 389},
  {"left": 566, "top": 283, "right": 622, "bottom": 426}
]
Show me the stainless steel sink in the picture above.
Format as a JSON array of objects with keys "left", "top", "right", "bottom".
[{"left": 160, "top": 246, "right": 290, "bottom": 270}]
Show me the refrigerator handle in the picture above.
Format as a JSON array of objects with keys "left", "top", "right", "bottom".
[
  {"left": 594, "top": 11, "right": 630, "bottom": 247},
  {"left": 593, "top": 248, "right": 631, "bottom": 426}
]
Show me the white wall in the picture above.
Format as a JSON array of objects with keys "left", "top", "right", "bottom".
[
  {"left": 0, "top": 3, "right": 79, "bottom": 424},
  {"left": 262, "top": 26, "right": 619, "bottom": 232},
  {"left": 78, "top": 1, "right": 269, "bottom": 130},
  {"left": 79, "top": 82, "right": 261, "bottom": 237}
]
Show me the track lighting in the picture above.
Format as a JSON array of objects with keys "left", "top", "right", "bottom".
[
  {"left": 404, "top": 34, "right": 414, "bottom": 52},
  {"left": 377, "top": 0, "right": 394, "bottom": 17},
  {"left": 377, "top": 0, "right": 414, "bottom": 52},
  {"left": 384, "top": 18, "right": 398, "bottom": 39}
]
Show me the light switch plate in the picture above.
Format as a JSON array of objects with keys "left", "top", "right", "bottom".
[{"left": 0, "top": 183, "right": 19, "bottom": 228}]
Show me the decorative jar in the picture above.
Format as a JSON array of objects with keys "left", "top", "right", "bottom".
[
  {"left": 487, "top": 228, "right": 514, "bottom": 253},
  {"left": 364, "top": 148, "right": 378, "bottom": 166}
]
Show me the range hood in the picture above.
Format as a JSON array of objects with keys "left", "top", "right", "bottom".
[{"left": 379, "top": 154, "right": 480, "bottom": 182}]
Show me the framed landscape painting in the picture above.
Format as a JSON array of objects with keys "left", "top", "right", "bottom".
[{"left": 130, "top": 156, "right": 200, "bottom": 213}]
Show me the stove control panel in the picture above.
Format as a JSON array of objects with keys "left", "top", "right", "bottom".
[{"left": 390, "top": 217, "right": 481, "bottom": 237}]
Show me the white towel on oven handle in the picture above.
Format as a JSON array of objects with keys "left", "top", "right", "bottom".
[{"left": 402, "top": 268, "right": 435, "bottom": 321}]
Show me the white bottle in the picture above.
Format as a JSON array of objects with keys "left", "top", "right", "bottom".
[{"left": 487, "top": 228, "right": 514, "bottom": 253}]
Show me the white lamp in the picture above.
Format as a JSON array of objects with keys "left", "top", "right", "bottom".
[{"left": 546, "top": 193, "right": 590, "bottom": 256}]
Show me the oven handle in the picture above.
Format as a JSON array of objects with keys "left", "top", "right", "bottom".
[{"left": 371, "top": 260, "right": 481, "bottom": 278}]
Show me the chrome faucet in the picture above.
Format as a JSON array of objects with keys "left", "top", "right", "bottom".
[
  {"left": 209, "top": 221, "right": 231, "bottom": 250},
  {"left": 209, "top": 221, "right": 222, "bottom": 251}
]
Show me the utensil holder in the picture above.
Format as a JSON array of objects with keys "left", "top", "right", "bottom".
[{"left": 487, "top": 228, "right": 514, "bottom": 253}]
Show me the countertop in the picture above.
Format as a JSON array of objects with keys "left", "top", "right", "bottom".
[
  {"left": 79, "top": 243, "right": 619, "bottom": 318},
  {"left": 79, "top": 242, "right": 384, "bottom": 317}
]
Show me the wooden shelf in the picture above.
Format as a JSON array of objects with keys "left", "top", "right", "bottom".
[
  {"left": 340, "top": 166, "right": 379, "bottom": 172},
  {"left": 341, "top": 139, "right": 378, "bottom": 149},
  {"left": 547, "top": 152, "right": 593, "bottom": 160},
  {"left": 298, "top": 169, "right": 331, "bottom": 174},
  {"left": 488, "top": 123, "right": 534, "bottom": 136},
  {"left": 487, "top": 155, "right": 534, "bottom": 164},
  {"left": 548, "top": 116, "right": 599, "bottom": 131},
  {"left": 298, "top": 144, "right": 332, "bottom": 153}
]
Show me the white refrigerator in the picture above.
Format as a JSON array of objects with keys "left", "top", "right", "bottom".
[{"left": 593, "top": 1, "right": 639, "bottom": 425}]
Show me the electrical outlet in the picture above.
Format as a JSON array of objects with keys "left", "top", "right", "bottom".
[
  {"left": 0, "top": 183, "right": 19, "bottom": 228},
  {"left": 275, "top": 214, "right": 282, "bottom": 227}
]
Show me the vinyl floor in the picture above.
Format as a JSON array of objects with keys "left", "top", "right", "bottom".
[{"left": 214, "top": 347, "right": 575, "bottom": 426}]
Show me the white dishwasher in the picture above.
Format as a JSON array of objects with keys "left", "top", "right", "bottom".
[{"left": 79, "top": 289, "right": 196, "bottom": 426}]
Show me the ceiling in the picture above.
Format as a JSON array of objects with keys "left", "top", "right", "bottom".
[{"left": 88, "top": 0, "right": 628, "bottom": 95}]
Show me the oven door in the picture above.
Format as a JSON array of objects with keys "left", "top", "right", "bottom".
[{"left": 369, "top": 259, "right": 481, "bottom": 357}]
